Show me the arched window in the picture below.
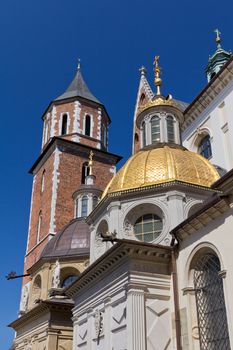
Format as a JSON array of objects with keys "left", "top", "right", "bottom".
[
  {"left": 198, "top": 135, "right": 212, "bottom": 159},
  {"left": 81, "top": 196, "right": 88, "bottom": 217},
  {"left": 61, "top": 114, "right": 68, "bottom": 135},
  {"left": 142, "top": 122, "right": 146, "bottom": 147},
  {"left": 134, "top": 214, "right": 162, "bottom": 242},
  {"left": 61, "top": 275, "right": 78, "bottom": 288},
  {"left": 93, "top": 196, "right": 98, "bottom": 210},
  {"left": 101, "top": 124, "right": 107, "bottom": 147},
  {"left": 85, "top": 115, "right": 91, "bottom": 136},
  {"left": 151, "top": 116, "right": 160, "bottom": 143},
  {"left": 193, "top": 253, "right": 230, "bottom": 349},
  {"left": 166, "top": 116, "right": 175, "bottom": 143},
  {"left": 81, "top": 162, "right": 90, "bottom": 184},
  {"left": 37, "top": 211, "right": 42, "bottom": 244},
  {"left": 41, "top": 170, "right": 45, "bottom": 193}
]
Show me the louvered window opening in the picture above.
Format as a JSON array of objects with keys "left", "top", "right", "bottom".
[{"left": 194, "top": 253, "right": 230, "bottom": 350}]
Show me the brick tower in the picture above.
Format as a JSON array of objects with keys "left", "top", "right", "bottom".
[{"left": 23, "top": 62, "right": 121, "bottom": 283}]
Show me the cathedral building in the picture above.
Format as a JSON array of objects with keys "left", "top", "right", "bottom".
[{"left": 9, "top": 32, "right": 233, "bottom": 349}]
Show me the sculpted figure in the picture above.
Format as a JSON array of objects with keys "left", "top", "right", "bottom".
[{"left": 52, "top": 260, "right": 60, "bottom": 288}]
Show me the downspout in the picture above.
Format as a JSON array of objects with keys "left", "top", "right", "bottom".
[{"left": 171, "top": 240, "right": 182, "bottom": 349}]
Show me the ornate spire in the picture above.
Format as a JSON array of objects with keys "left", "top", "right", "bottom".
[
  {"left": 77, "top": 58, "right": 81, "bottom": 71},
  {"left": 88, "top": 150, "right": 94, "bottom": 176},
  {"left": 214, "top": 29, "right": 221, "bottom": 49},
  {"left": 153, "top": 56, "right": 162, "bottom": 95},
  {"left": 139, "top": 66, "right": 147, "bottom": 76}
]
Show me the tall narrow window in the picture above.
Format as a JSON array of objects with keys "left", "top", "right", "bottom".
[
  {"left": 151, "top": 116, "right": 160, "bottom": 143},
  {"left": 37, "top": 211, "right": 42, "bottom": 244},
  {"left": 81, "top": 196, "right": 88, "bottom": 217},
  {"left": 193, "top": 253, "right": 230, "bottom": 349},
  {"left": 61, "top": 114, "right": 68, "bottom": 135},
  {"left": 93, "top": 196, "right": 98, "bottom": 210},
  {"left": 81, "top": 162, "right": 90, "bottom": 184},
  {"left": 198, "top": 135, "right": 212, "bottom": 159},
  {"left": 142, "top": 122, "right": 146, "bottom": 147},
  {"left": 41, "top": 170, "right": 45, "bottom": 193},
  {"left": 75, "top": 198, "right": 79, "bottom": 218},
  {"left": 101, "top": 124, "right": 107, "bottom": 147},
  {"left": 85, "top": 115, "right": 91, "bottom": 136},
  {"left": 166, "top": 116, "right": 175, "bottom": 143}
]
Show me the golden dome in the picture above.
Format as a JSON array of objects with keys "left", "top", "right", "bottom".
[
  {"left": 102, "top": 145, "right": 220, "bottom": 197},
  {"left": 137, "top": 95, "right": 184, "bottom": 116}
]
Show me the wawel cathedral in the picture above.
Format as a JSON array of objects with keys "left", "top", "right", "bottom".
[{"left": 9, "top": 31, "right": 233, "bottom": 350}]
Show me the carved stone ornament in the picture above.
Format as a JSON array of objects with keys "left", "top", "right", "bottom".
[
  {"left": 94, "top": 234, "right": 105, "bottom": 257},
  {"left": 94, "top": 309, "right": 103, "bottom": 338},
  {"left": 20, "top": 285, "right": 29, "bottom": 312},
  {"left": 52, "top": 260, "right": 61, "bottom": 288},
  {"left": 123, "top": 219, "right": 133, "bottom": 237}
]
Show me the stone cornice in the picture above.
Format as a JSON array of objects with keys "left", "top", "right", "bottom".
[
  {"left": 182, "top": 56, "right": 233, "bottom": 131},
  {"left": 9, "top": 299, "right": 74, "bottom": 330},
  {"left": 171, "top": 195, "right": 229, "bottom": 241},
  {"left": 87, "top": 180, "right": 218, "bottom": 225},
  {"left": 65, "top": 239, "right": 172, "bottom": 299},
  {"left": 29, "top": 137, "right": 122, "bottom": 175}
]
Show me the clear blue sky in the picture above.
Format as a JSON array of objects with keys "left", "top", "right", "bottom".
[{"left": 1, "top": 0, "right": 233, "bottom": 347}]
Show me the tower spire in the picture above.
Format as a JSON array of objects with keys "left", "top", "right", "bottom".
[
  {"left": 153, "top": 56, "right": 162, "bottom": 95},
  {"left": 214, "top": 29, "right": 221, "bottom": 49},
  {"left": 77, "top": 58, "right": 81, "bottom": 71}
]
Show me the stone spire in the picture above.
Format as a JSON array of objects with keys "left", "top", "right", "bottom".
[
  {"left": 55, "top": 60, "right": 101, "bottom": 103},
  {"left": 205, "top": 29, "right": 231, "bottom": 82}
]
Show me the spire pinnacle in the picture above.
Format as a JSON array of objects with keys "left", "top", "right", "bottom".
[
  {"left": 153, "top": 56, "right": 162, "bottom": 95},
  {"left": 77, "top": 58, "right": 81, "bottom": 71},
  {"left": 139, "top": 66, "right": 147, "bottom": 76},
  {"left": 214, "top": 29, "right": 221, "bottom": 49}
]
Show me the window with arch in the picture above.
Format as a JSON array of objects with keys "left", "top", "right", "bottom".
[
  {"left": 101, "top": 124, "right": 107, "bottom": 147},
  {"left": 142, "top": 122, "right": 146, "bottom": 147},
  {"left": 37, "top": 211, "right": 42, "bottom": 244},
  {"left": 81, "top": 162, "right": 90, "bottom": 184},
  {"left": 61, "top": 114, "right": 68, "bottom": 135},
  {"left": 85, "top": 115, "right": 91, "bottom": 136},
  {"left": 81, "top": 196, "right": 88, "bottom": 217},
  {"left": 61, "top": 275, "right": 78, "bottom": 288},
  {"left": 151, "top": 116, "right": 160, "bottom": 143},
  {"left": 140, "top": 93, "right": 145, "bottom": 103},
  {"left": 134, "top": 214, "right": 162, "bottom": 242},
  {"left": 93, "top": 196, "right": 98, "bottom": 210},
  {"left": 193, "top": 253, "right": 230, "bottom": 349},
  {"left": 166, "top": 115, "right": 175, "bottom": 143},
  {"left": 41, "top": 170, "right": 45, "bottom": 193},
  {"left": 198, "top": 135, "right": 212, "bottom": 159}
]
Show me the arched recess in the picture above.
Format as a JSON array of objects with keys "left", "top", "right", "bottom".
[
  {"left": 185, "top": 244, "right": 230, "bottom": 349},
  {"left": 60, "top": 266, "right": 80, "bottom": 288},
  {"left": 32, "top": 274, "right": 42, "bottom": 302},
  {"left": 97, "top": 219, "right": 109, "bottom": 237}
]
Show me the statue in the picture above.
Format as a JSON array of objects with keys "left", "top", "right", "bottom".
[
  {"left": 20, "top": 285, "right": 29, "bottom": 313},
  {"left": 52, "top": 260, "right": 60, "bottom": 288},
  {"left": 88, "top": 150, "right": 94, "bottom": 176}
]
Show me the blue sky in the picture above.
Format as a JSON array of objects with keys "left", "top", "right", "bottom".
[{"left": 1, "top": 0, "right": 233, "bottom": 347}]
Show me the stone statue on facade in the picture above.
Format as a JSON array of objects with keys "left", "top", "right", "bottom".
[
  {"left": 20, "top": 285, "right": 29, "bottom": 313},
  {"left": 52, "top": 260, "right": 61, "bottom": 288}
]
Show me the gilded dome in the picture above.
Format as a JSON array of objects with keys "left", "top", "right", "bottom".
[{"left": 102, "top": 145, "right": 220, "bottom": 197}]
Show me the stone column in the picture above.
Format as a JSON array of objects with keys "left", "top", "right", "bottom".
[
  {"left": 127, "top": 287, "right": 146, "bottom": 350},
  {"left": 46, "top": 328, "right": 59, "bottom": 349},
  {"left": 87, "top": 308, "right": 93, "bottom": 350},
  {"left": 104, "top": 297, "right": 112, "bottom": 350}
]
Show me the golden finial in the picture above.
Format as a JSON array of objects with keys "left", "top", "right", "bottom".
[
  {"left": 153, "top": 55, "right": 162, "bottom": 95},
  {"left": 88, "top": 150, "right": 94, "bottom": 175},
  {"left": 139, "top": 66, "right": 147, "bottom": 76},
  {"left": 214, "top": 29, "right": 221, "bottom": 49},
  {"left": 77, "top": 58, "right": 81, "bottom": 71}
]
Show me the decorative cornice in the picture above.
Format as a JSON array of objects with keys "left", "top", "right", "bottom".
[{"left": 65, "top": 240, "right": 172, "bottom": 299}]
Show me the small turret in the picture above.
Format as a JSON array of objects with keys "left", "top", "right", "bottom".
[{"left": 205, "top": 29, "right": 231, "bottom": 82}]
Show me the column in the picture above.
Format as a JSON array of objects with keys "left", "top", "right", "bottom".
[{"left": 127, "top": 287, "right": 146, "bottom": 350}]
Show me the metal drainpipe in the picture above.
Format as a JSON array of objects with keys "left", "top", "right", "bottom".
[{"left": 171, "top": 246, "right": 182, "bottom": 349}]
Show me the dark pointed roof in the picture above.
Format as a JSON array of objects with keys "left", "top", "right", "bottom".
[{"left": 55, "top": 66, "right": 101, "bottom": 104}]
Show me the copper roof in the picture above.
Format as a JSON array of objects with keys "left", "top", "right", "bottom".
[{"left": 40, "top": 218, "right": 90, "bottom": 258}]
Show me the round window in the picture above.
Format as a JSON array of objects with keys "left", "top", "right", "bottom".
[{"left": 134, "top": 214, "right": 162, "bottom": 242}]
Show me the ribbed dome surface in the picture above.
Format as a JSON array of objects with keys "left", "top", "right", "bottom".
[
  {"left": 102, "top": 145, "right": 220, "bottom": 197},
  {"left": 40, "top": 219, "right": 90, "bottom": 258}
]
